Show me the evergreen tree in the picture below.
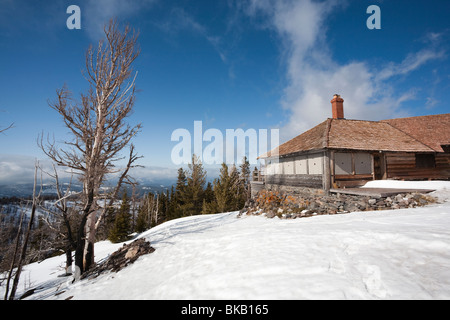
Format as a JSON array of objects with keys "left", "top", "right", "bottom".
[
  {"left": 213, "top": 163, "right": 246, "bottom": 213},
  {"left": 167, "top": 186, "right": 178, "bottom": 220},
  {"left": 214, "top": 163, "right": 231, "bottom": 213},
  {"left": 102, "top": 206, "right": 117, "bottom": 239},
  {"left": 108, "top": 191, "right": 131, "bottom": 243},
  {"left": 240, "top": 156, "right": 251, "bottom": 202},
  {"left": 185, "top": 154, "right": 206, "bottom": 215},
  {"left": 154, "top": 192, "right": 167, "bottom": 227},
  {"left": 175, "top": 168, "right": 187, "bottom": 200},
  {"left": 229, "top": 164, "right": 245, "bottom": 210},
  {"left": 157, "top": 190, "right": 169, "bottom": 224},
  {"left": 135, "top": 204, "right": 148, "bottom": 233},
  {"left": 204, "top": 181, "right": 214, "bottom": 202},
  {"left": 171, "top": 155, "right": 206, "bottom": 217},
  {"left": 201, "top": 182, "right": 217, "bottom": 214},
  {"left": 173, "top": 168, "right": 188, "bottom": 218}
]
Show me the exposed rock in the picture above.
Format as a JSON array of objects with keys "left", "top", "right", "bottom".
[
  {"left": 125, "top": 246, "right": 139, "bottom": 260},
  {"left": 266, "top": 210, "right": 276, "bottom": 219},
  {"left": 244, "top": 189, "right": 437, "bottom": 220},
  {"left": 81, "top": 238, "right": 155, "bottom": 280},
  {"left": 19, "top": 288, "right": 36, "bottom": 300}
]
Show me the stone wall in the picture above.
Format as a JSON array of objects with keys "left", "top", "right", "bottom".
[{"left": 241, "top": 189, "right": 437, "bottom": 219}]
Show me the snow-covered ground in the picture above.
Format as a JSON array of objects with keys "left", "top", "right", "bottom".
[{"left": 2, "top": 181, "right": 450, "bottom": 300}]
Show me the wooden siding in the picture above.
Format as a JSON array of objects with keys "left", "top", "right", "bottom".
[
  {"left": 265, "top": 174, "right": 323, "bottom": 188},
  {"left": 386, "top": 152, "right": 450, "bottom": 180}
]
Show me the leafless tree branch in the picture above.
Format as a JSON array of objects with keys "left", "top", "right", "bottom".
[
  {"left": 0, "top": 122, "right": 14, "bottom": 134},
  {"left": 39, "top": 18, "right": 142, "bottom": 277}
]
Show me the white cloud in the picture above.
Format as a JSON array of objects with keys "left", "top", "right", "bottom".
[
  {"left": 242, "top": 0, "right": 445, "bottom": 142},
  {"left": 0, "top": 154, "right": 181, "bottom": 187},
  {"left": 0, "top": 155, "right": 76, "bottom": 185},
  {"left": 127, "top": 165, "right": 178, "bottom": 182},
  {"left": 376, "top": 49, "right": 445, "bottom": 82}
]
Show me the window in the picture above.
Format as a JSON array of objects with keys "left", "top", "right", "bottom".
[
  {"left": 415, "top": 154, "right": 435, "bottom": 168},
  {"left": 335, "top": 152, "right": 372, "bottom": 175},
  {"left": 354, "top": 153, "right": 372, "bottom": 174},
  {"left": 335, "top": 153, "right": 352, "bottom": 174}
]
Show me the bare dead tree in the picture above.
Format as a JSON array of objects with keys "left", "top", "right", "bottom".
[
  {"left": 52, "top": 167, "right": 77, "bottom": 275},
  {"left": 37, "top": 164, "right": 80, "bottom": 275},
  {"left": 94, "top": 145, "right": 142, "bottom": 231},
  {"left": 5, "top": 161, "right": 41, "bottom": 300},
  {"left": 3, "top": 204, "right": 26, "bottom": 300},
  {"left": 39, "top": 19, "right": 142, "bottom": 278}
]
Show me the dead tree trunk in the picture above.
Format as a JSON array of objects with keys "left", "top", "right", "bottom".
[
  {"left": 3, "top": 205, "right": 26, "bottom": 300},
  {"left": 39, "top": 19, "right": 142, "bottom": 278},
  {"left": 7, "top": 161, "right": 40, "bottom": 300}
]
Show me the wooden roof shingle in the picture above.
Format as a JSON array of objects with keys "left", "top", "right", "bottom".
[
  {"left": 382, "top": 114, "right": 450, "bottom": 153},
  {"left": 327, "top": 119, "right": 434, "bottom": 152},
  {"left": 260, "top": 114, "right": 448, "bottom": 158}
]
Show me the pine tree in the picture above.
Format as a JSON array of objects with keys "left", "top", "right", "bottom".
[
  {"left": 157, "top": 190, "right": 169, "bottom": 225},
  {"left": 108, "top": 191, "right": 131, "bottom": 243},
  {"left": 102, "top": 206, "right": 117, "bottom": 239},
  {"left": 135, "top": 204, "right": 148, "bottom": 233},
  {"left": 201, "top": 199, "right": 209, "bottom": 215},
  {"left": 204, "top": 182, "right": 214, "bottom": 202},
  {"left": 240, "top": 156, "right": 251, "bottom": 202},
  {"left": 229, "top": 164, "right": 245, "bottom": 210},
  {"left": 172, "top": 154, "right": 206, "bottom": 217},
  {"left": 167, "top": 186, "right": 178, "bottom": 220},
  {"left": 185, "top": 154, "right": 206, "bottom": 215},
  {"left": 173, "top": 168, "right": 188, "bottom": 218},
  {"left": 175, "top": 168, "right": 187, "bottom": 199},
  {"left": 214, "top": 163, "right": 231, "bottom": 213},
  {"left": 213, "top": 163, "right": 246, "bottom": 213},
  {"left": 201, "top": 182, "right": 217, "bottom": 214}
]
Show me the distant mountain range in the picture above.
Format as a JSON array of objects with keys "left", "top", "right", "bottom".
[
  {"left": 0, "top": 179, "right": 176, "bottom": 198},
  {"left": 0, "top": 171, "right": 222, "bottom": 198}
]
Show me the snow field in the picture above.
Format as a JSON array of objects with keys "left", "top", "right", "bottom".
[{"left": 2, "top": 181, "right": 450, "bottom": 300}]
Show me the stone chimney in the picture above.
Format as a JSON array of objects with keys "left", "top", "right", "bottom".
[{"left": 331, "top": 94, "right": 344, "bottom": 119}]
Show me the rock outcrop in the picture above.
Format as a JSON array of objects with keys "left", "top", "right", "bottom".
[
  {"left": 81, "top": 238, "right": 155, "bottom": 280},
  {"left": 240, "top": 189, "right": 437, "bottom": 219}
]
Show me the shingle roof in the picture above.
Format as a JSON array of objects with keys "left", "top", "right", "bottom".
[
  {"left": 382, "top": 114, "right": 450, "bottom": 152},
  {"left": 259, "top": 119, "right": 330, "bottom": 158},
  {"left": 327, "top": 119, "right": 434, "bottom": 152},
  {"left": 260, "top": 114, "right": 448, "bottom": 158}
]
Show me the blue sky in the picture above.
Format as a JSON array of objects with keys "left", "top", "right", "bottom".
[{"left": 0, "top": 0, "right": 449, "bottom": 184}]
